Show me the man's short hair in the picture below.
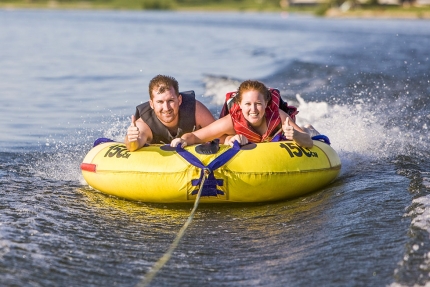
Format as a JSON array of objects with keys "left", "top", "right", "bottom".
[{"left": 148, "top": 75, "right": 179, "bottom": 100}]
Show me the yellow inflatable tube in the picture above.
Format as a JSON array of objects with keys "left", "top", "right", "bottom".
[{"left": 80, "top": 140, "right": 341, "bottom": 203}]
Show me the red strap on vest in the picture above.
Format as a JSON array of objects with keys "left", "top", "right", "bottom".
[{"left": 219, "top": 91, "right": 237, "bottom": 119}]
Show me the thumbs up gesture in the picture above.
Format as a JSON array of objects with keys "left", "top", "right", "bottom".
[
  {"left": 127, "top": 115, "right": 140, "bottom": 142},
  {"left": 282, "top": 117, "right": 295, "bottom": 140}
]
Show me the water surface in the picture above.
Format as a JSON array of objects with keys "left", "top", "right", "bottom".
[{"left": 0, "top": 9, "right": 429, "bottom": 287}]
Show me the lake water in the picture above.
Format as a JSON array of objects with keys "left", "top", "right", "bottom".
[{"left": 1, "top": 8, "right": 430, "bottom": 287}]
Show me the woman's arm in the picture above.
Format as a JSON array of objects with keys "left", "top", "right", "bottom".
[
  {"left": 280, "top": 111, "right": 313, "bottom": 148},
  {"left": 171, "top": 115, "right": 235, "bottom": 147}
]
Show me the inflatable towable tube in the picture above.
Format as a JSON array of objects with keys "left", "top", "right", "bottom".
[{"left": 80, "top": 140, "right": 341, "bottom": 203}]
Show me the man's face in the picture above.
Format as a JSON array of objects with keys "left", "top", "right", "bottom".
[{"left": 149, "top": 86, "right": 182, "bottom": 127}]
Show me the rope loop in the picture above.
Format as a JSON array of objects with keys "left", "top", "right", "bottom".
[{"left": 203, "top": 168, "right": 211, "bottom": 176}]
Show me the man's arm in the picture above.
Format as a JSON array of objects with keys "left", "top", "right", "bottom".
[
  {"left": 124, "top": 115, "right": 152, "bottom": 151},
  {"left": 194, "top": 100, "right": 216, "bottom": 129}
]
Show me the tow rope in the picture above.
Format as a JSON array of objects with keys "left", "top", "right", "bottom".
[
  {"left": 136, "top": 170, "right": 207, "bottom": 287},
  {"left": 136, "top": 141, "right": 241, "bottom": 287}
]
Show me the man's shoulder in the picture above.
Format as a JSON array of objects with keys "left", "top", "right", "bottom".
[
  {"left": 195, "top": 100, "right": 210, "bottom": 112},
  {"left": 194, "top": 100, "right": 215, "bottom": 128},
  {"left": 135, "top": 102, "right": 152, "bottom": 122},
  {"left": 136, "top": 101, "right": 150, "bottom": 110}
]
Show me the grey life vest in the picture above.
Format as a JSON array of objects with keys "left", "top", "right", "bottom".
[{"left": 134, "top": 90, "right": 197, "bottom": 144}]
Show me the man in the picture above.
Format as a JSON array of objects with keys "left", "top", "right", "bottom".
[{"left": 125, "top": 75, "right": 215, "bottom": 151}]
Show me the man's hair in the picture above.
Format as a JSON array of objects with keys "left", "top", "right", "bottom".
[
  {"left": 148, "top": 75, "right": 179, "bottom": 100},
  {"left": 235, "top": 80, "right": 270, "bottom": 103}
]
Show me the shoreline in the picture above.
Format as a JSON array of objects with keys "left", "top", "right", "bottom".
[
  {"left": 1, "top": 2, "right": 430, "bottom": 19},
  {"left": 325, "top": 6, "right": 430, "bottom": 19}
]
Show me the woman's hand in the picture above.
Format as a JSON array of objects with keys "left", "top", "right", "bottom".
[
  {"left": 281, "top": 115, "right": 313, "bottom": 148},
  {"left": 225, "top": 134, "right": 248, "bottom": 147},
  {"left": 282, "top": 117, "right": 295, "bottom": 140}
]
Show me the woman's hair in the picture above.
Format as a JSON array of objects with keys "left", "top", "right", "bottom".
[
  {"left": 148, "top": 75, "right": 179, "bottom": 99},
  {"left": 235, "top": 80, "right": 271, "bottom": 103}
]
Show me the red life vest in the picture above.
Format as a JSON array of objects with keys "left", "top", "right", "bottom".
[{"left": 220, "top": 88, "right": 293, "bottom": 143}]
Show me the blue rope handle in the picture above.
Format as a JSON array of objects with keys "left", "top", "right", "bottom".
[
  {"left": 311, "top": 135, "right": 331, "bottom": 145},
  {"left": 175, "top": 140, "right": 241, "bottom": 172}
]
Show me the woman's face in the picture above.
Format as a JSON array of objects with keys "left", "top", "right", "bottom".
[{"left": 239, "top": 90, "right": 267, "bottom": 127}]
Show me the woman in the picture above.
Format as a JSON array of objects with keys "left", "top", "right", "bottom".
[{"left": 170, "top": 80, "right": 313, "bottom": 148}]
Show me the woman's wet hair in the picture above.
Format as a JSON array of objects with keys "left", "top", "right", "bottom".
[
  {"left": 148, "top": 75, "right": 179, "bottom": 99},
  {"left": 235, "top": 80, "right": 271, "bottom": 103}
]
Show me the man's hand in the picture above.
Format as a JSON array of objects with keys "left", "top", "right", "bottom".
[
  {"left": 225, "top": 134, "right": 248, "bottom": 147},
  {"left": 171, "top": 138, "right": 187, "bottom": 148},
  {"left": 127, "top": 115, "right": 140, "bottom": 142}
]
